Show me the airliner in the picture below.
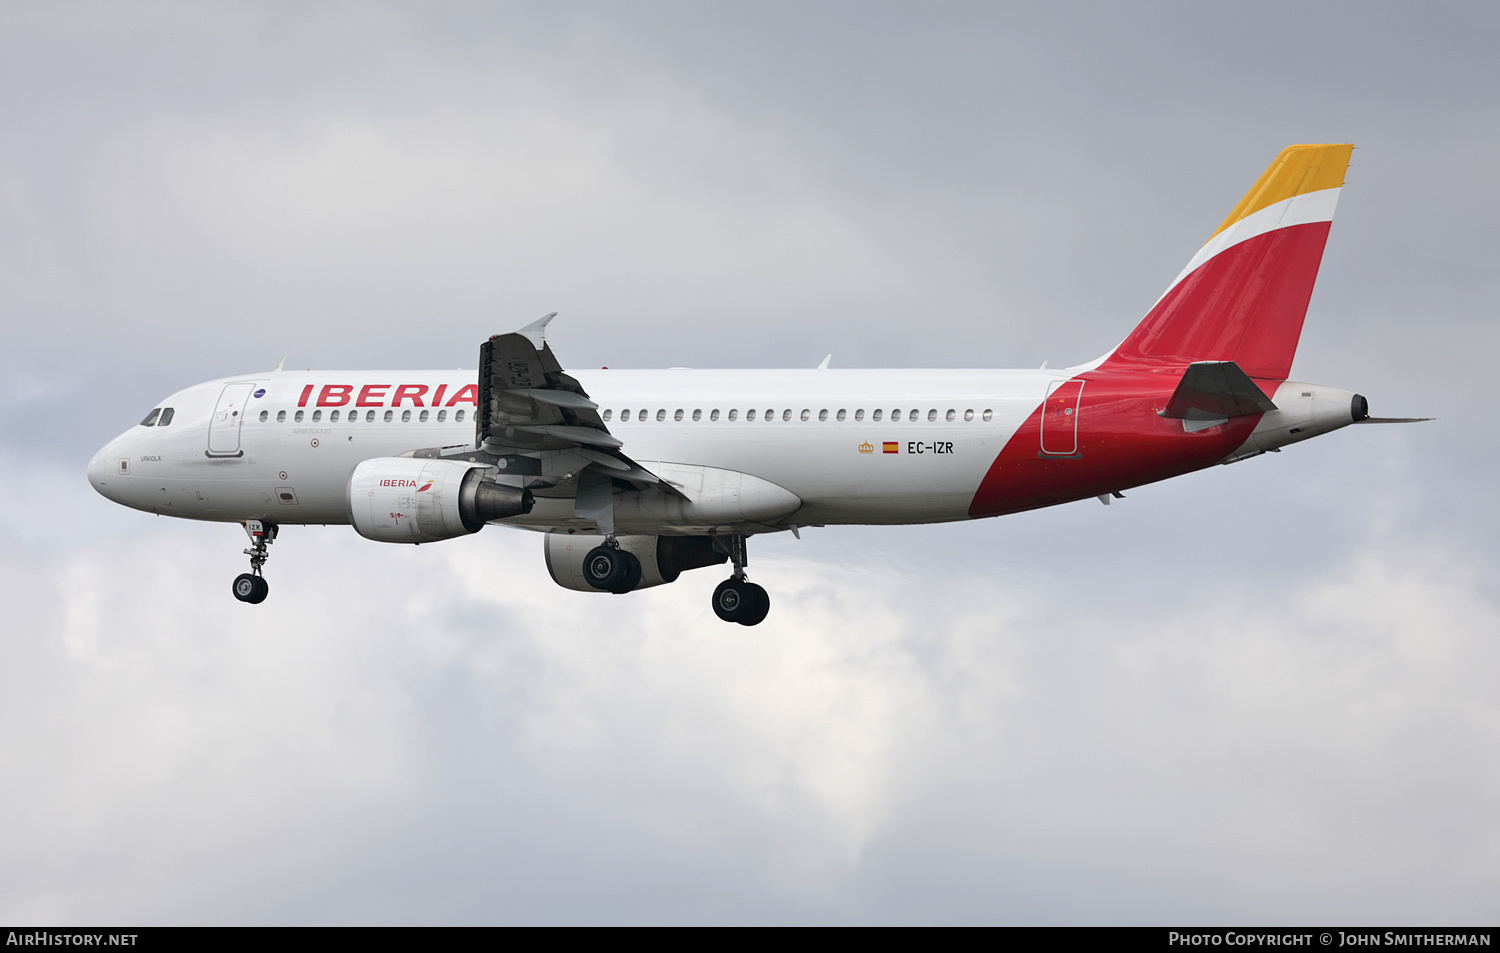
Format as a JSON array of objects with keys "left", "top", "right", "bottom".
[{"left": 87, "top": 144, "right": 1424, "bottom": 625}]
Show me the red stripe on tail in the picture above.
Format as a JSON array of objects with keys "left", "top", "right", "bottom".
[{"left": 1100, "top": 220, "right": 1333, "bottom": 380}]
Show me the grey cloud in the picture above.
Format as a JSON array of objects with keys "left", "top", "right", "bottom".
[{"left": 1, "top": 508, "right": 1495, "bottom": 924}]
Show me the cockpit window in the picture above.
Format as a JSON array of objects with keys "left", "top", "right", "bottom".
[
  {"left": 140, "top": 409, "right": 160, "bottom": 427},
  {"left": 158, "top": 407, "right": 174, "bottom": 425}
]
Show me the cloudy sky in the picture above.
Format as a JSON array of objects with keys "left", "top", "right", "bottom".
[{"left": 1, "top": 1, "right": 1497, "bottom": 925}]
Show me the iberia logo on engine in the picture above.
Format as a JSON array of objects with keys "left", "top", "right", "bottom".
[{"left": 379, "top": 479, "right": 420, "bottom": 487}]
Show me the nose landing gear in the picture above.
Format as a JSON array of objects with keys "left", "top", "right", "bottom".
[
  {"left": 711, "top": 535, "right": 770, "bottom": 626},
  {"left": 232, "top": 520, "right": 275, "bottom": 604},
  {"left": 233, "top": 572, "right": 268, "bottom": 604}
]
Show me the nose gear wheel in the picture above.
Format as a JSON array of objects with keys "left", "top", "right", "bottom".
[
  {"left": 233, "top": 520, "right": 276, "bottom": 604},
  {"left": 233, "top": 573, "right": 269, "bottom": 604}
]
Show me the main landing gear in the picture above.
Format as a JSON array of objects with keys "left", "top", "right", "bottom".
[
  {"left": 711, "top": 535, "right": 770, "bottom": 627},
  {"left": 232, "top": 519, "right": 275, "bottom": 605},
  {"left": 583, "top": 538, "right": 642, "bottom": 595}
]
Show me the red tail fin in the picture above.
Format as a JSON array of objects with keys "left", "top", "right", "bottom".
[{"left": 1099, "top": 144, "right": 1353, "bottom": 380}]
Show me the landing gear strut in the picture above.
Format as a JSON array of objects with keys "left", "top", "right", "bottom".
[
  {"left": 232, "top": 520, "right": 275, "bottom": 604},
  {"left": 711, "top": 534, "right": 770, "bottom": 626},
  {"left": 583, "top": 537, "right": 642, "bottom": 594}
]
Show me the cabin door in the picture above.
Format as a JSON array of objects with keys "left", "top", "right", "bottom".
[{"left": 1040, "top": 380, "right": 1084, "bottom": 456}]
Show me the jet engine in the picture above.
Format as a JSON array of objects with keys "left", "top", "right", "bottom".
[
  {"left": 349, "top": 457, "right": 532, "bottom": 544},
  {"left": 545, "top": 533, "right": 727, "bottom": 592}
]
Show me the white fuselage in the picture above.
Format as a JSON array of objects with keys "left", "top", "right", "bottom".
[
  {"left": 88, "top": 365, "right": 1362, "bottom": 537},
  {"left": 88, "top": 367, "right": 1066, "bottom": 530}
]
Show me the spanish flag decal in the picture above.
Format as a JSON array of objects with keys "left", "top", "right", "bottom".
[{"left": 882, "top": 442, "right": 899, "bottom": 454}]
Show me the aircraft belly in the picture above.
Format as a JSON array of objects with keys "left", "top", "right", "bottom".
[{"left": 607, "top": 418, "right": 1021, "bottom": 526}]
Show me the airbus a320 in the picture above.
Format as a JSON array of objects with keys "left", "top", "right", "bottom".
[{"left": 88, "top": 144, "right": 1425, "bottom": 625}]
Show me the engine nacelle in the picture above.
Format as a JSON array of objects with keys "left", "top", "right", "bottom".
[
  {"left": 544, "top": 533, "right": 727, "bottom": 592},
  {"left": 349, "top": 457, "right": 533, "bottom": 543}
]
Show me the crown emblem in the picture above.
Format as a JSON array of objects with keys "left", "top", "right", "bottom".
[{"left": 858, "top": 441, "right": 874, "bottom": 453}]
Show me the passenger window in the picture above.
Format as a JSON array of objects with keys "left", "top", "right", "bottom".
[
  {"left": 366, "top": 410, "right": 376, "bottom": 422},
  {"left": 964, "top": 409, "right": 974, "bottom": 421},
  {"left": 728, "top": 409, "right": 738, "bottom": 421},
  {"left": 383, "top": 410, "right": 393, "bottom": 423},
  {"left": 855, "top": 409, "right": 864, "bottom": 421},
  {"left": 277, "top": 410, "right": 286, "bottom": 423},
  {"left": 780, "top": 409, "right": 790, "bottom": 421},
  {"left": 295, "top": 410, "right": 305, "bottom": 423},
  {"left": 927, "top": 409, "right": 937, "bottom": 422},
  {"left": 766, "top": 409, "right": 775, "bottom": 422},
  {"left": 692, "top": 409, "right": 702, "bottom": 421},
  {"left": 891, "top": 409, "right": 901, "bottom": 422},
  {"left": 656, "top": 409, "right": 665, "bottom": 422},
  {"left": 401, "top": 410, "right": 411, "bottom": 422},
  {"left": 419, "top": 409, "right": 429, "bottom": 422},
  {"left": 710, "top": 409, "right": 720, "bottom": 421},
  {"left": 982, "top": 409, "right": 993, "bottom": 422},
  {"left": 674, "top": 409, "right": 684, "bottom": 422},
  {"left": 312, "top": 410, "right": 322, "bottom": 422},
  {"left": 437, "top": 409, "right": 447, "bottom": 422},
  {"left": 620, "top": 409, "right": 631, "bottom": 422},
  {"left": 259, "top": 411, "right": 269, "bottom": 423},
  {"left": 946, "top": 409, "right": 955, "bottom": 422},
  {"left": 800, "top": 409, "right": 810, "bottom": 421},
  {"left": 455, "top": 409, "right": 465, "bottom": 423},
  {"left": 836, "top": 409, "right": 846, "bottom": 421},
  {"left": 603, "top": 409, "right": 612, "bottom": 422},
  {"left": 818, "top": 409, "right": 828, "bottom": 421},
  {"left": 331, "top": 410, "right": 341, "bottom": 422},
  {"left": 140, "top": 409, "right": 160, "bottom": 427},
  {"left": 872, "top": 409, "right": 882, "bottom": 421},
  {"left": 746, "top": 409, "right": 756, "bottom": 421}
]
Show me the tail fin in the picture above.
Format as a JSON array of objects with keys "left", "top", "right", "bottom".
[{"left": 1097, "top": 144, "right": 1353, "bottom": 380}]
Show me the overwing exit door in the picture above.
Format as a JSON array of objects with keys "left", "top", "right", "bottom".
[
  {"left": 207, "top": 382, "right": 255, "bottom": 456},
  {"left": 1040, "top": 380, "right": 1084, "bottom": 456}
]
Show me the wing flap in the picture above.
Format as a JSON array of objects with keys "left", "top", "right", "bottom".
[{"left": 473, "top": 316, "right": 683, "bottom": 503}]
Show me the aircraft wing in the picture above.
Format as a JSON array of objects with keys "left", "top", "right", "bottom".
[{"left": 474, "top": 313, "right": 669, "bottom": 491}]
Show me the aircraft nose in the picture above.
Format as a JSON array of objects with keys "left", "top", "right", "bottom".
[{"left": 87, "top": 443, "right": 117, "bottom": 500}]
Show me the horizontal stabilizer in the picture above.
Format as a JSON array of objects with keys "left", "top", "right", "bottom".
[{"left": 1159, "top": 361, "right": 1277, "bottom": 421}]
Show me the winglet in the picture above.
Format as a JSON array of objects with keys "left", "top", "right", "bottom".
[
  {"left": 518, "top": 312, "right": 558, "bottom": 349},
  {"left": 271, "top": 357, "right": 285, "bottom": 372},
  {"left": 818, "top": 354, "right": 832, "bottom": 370}
]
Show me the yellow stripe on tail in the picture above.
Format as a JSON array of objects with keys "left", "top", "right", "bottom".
[{"left": 1209, "top": 144, "right": 1353, "bottom": 240}]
